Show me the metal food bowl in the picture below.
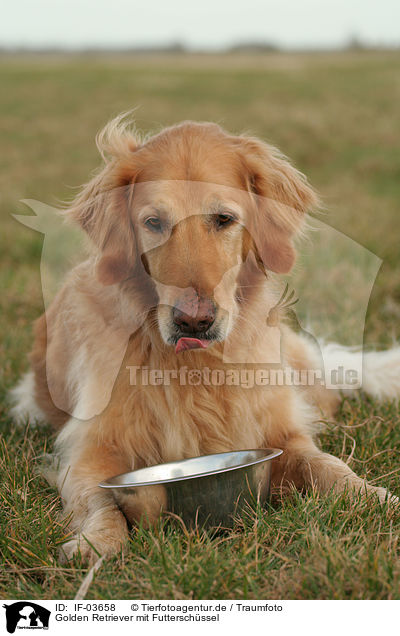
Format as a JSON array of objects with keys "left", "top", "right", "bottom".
[{"left": 99, "top": 448, "right": 283, "bottom": 528}]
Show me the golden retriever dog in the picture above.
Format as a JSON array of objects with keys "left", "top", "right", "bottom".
[{"left": 10, "top": 114, "right": 400, "bottom": 563}]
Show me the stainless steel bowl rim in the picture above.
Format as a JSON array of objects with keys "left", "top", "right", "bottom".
[{"left": 99, "top": 448, "right": 283, "bottom": 489}]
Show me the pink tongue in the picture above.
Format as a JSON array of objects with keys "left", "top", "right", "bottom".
[{"left": 175, "top": 337, "right": 210, "bottom": 354}]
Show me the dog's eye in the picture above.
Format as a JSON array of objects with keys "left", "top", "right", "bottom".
[
  {"left": 144, "top": 217, "right": 163, "bottom": 232},
  {"left": 214, "top": 213, "right": 235, "bottom": 229}
]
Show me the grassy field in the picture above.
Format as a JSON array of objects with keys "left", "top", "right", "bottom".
[{"left": 0, "top": 51, "right": 400, "bottom": 600}]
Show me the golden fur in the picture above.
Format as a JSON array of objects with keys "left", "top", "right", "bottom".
[{"left": 20, "top": 115, "right": 397, "bottom": 563}]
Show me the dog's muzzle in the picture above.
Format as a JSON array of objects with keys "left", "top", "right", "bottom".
[{"left": 172, "top": 290, "right": 217, "bottom": 353}]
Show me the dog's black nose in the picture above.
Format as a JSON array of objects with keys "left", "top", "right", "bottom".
[{"left": 173, "top": 297, "right": 216, "bottom": 334}]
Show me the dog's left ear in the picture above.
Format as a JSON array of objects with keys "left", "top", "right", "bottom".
[{"left": 237, "top": 136, "right": 318, "bottom": 273}]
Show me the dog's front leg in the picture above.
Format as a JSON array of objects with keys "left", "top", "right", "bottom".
[
  {"left": 55, "top": 419, "right": 131, "bottom": 564},
  {"left": 273, "top": 433, "right": 398, "bottom": 505}
]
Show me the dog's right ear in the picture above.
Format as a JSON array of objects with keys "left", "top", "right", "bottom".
[{"left": 66, "top": 116, "right": 141, "bottom": 285}]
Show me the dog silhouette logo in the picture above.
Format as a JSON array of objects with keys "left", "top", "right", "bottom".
[{"left": 3, "top": 602, "right": 50, "bottom": 633}]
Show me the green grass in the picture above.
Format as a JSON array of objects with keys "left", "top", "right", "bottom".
[{"left": 1, "top": 50, "right": 400, "bottom": 599}]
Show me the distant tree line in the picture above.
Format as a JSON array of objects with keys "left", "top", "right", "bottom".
[{"left": 0, "top": 37, "right": 398, "bottom": 55}]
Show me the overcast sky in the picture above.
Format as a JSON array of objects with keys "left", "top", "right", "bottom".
[{"left": 2, "top": 0, "right": 400, "bottom": 50}]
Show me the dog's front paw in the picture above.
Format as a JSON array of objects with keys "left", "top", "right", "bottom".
[
  {"left": 59, "top": 514, "right": 129, "bottom": 564},
  {"left": 59, "top": 536, "right": 88, "bottom": 563},
  {"left": 59, "top": 531, "right": 127, "bottom": 565},
  {"left": 372, "top": 486, "right": 399, "bottom": 508}
]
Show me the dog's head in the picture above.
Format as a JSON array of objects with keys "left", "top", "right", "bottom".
[{"left": 68, "top": 116, "right": 317, "bottom": 352}]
